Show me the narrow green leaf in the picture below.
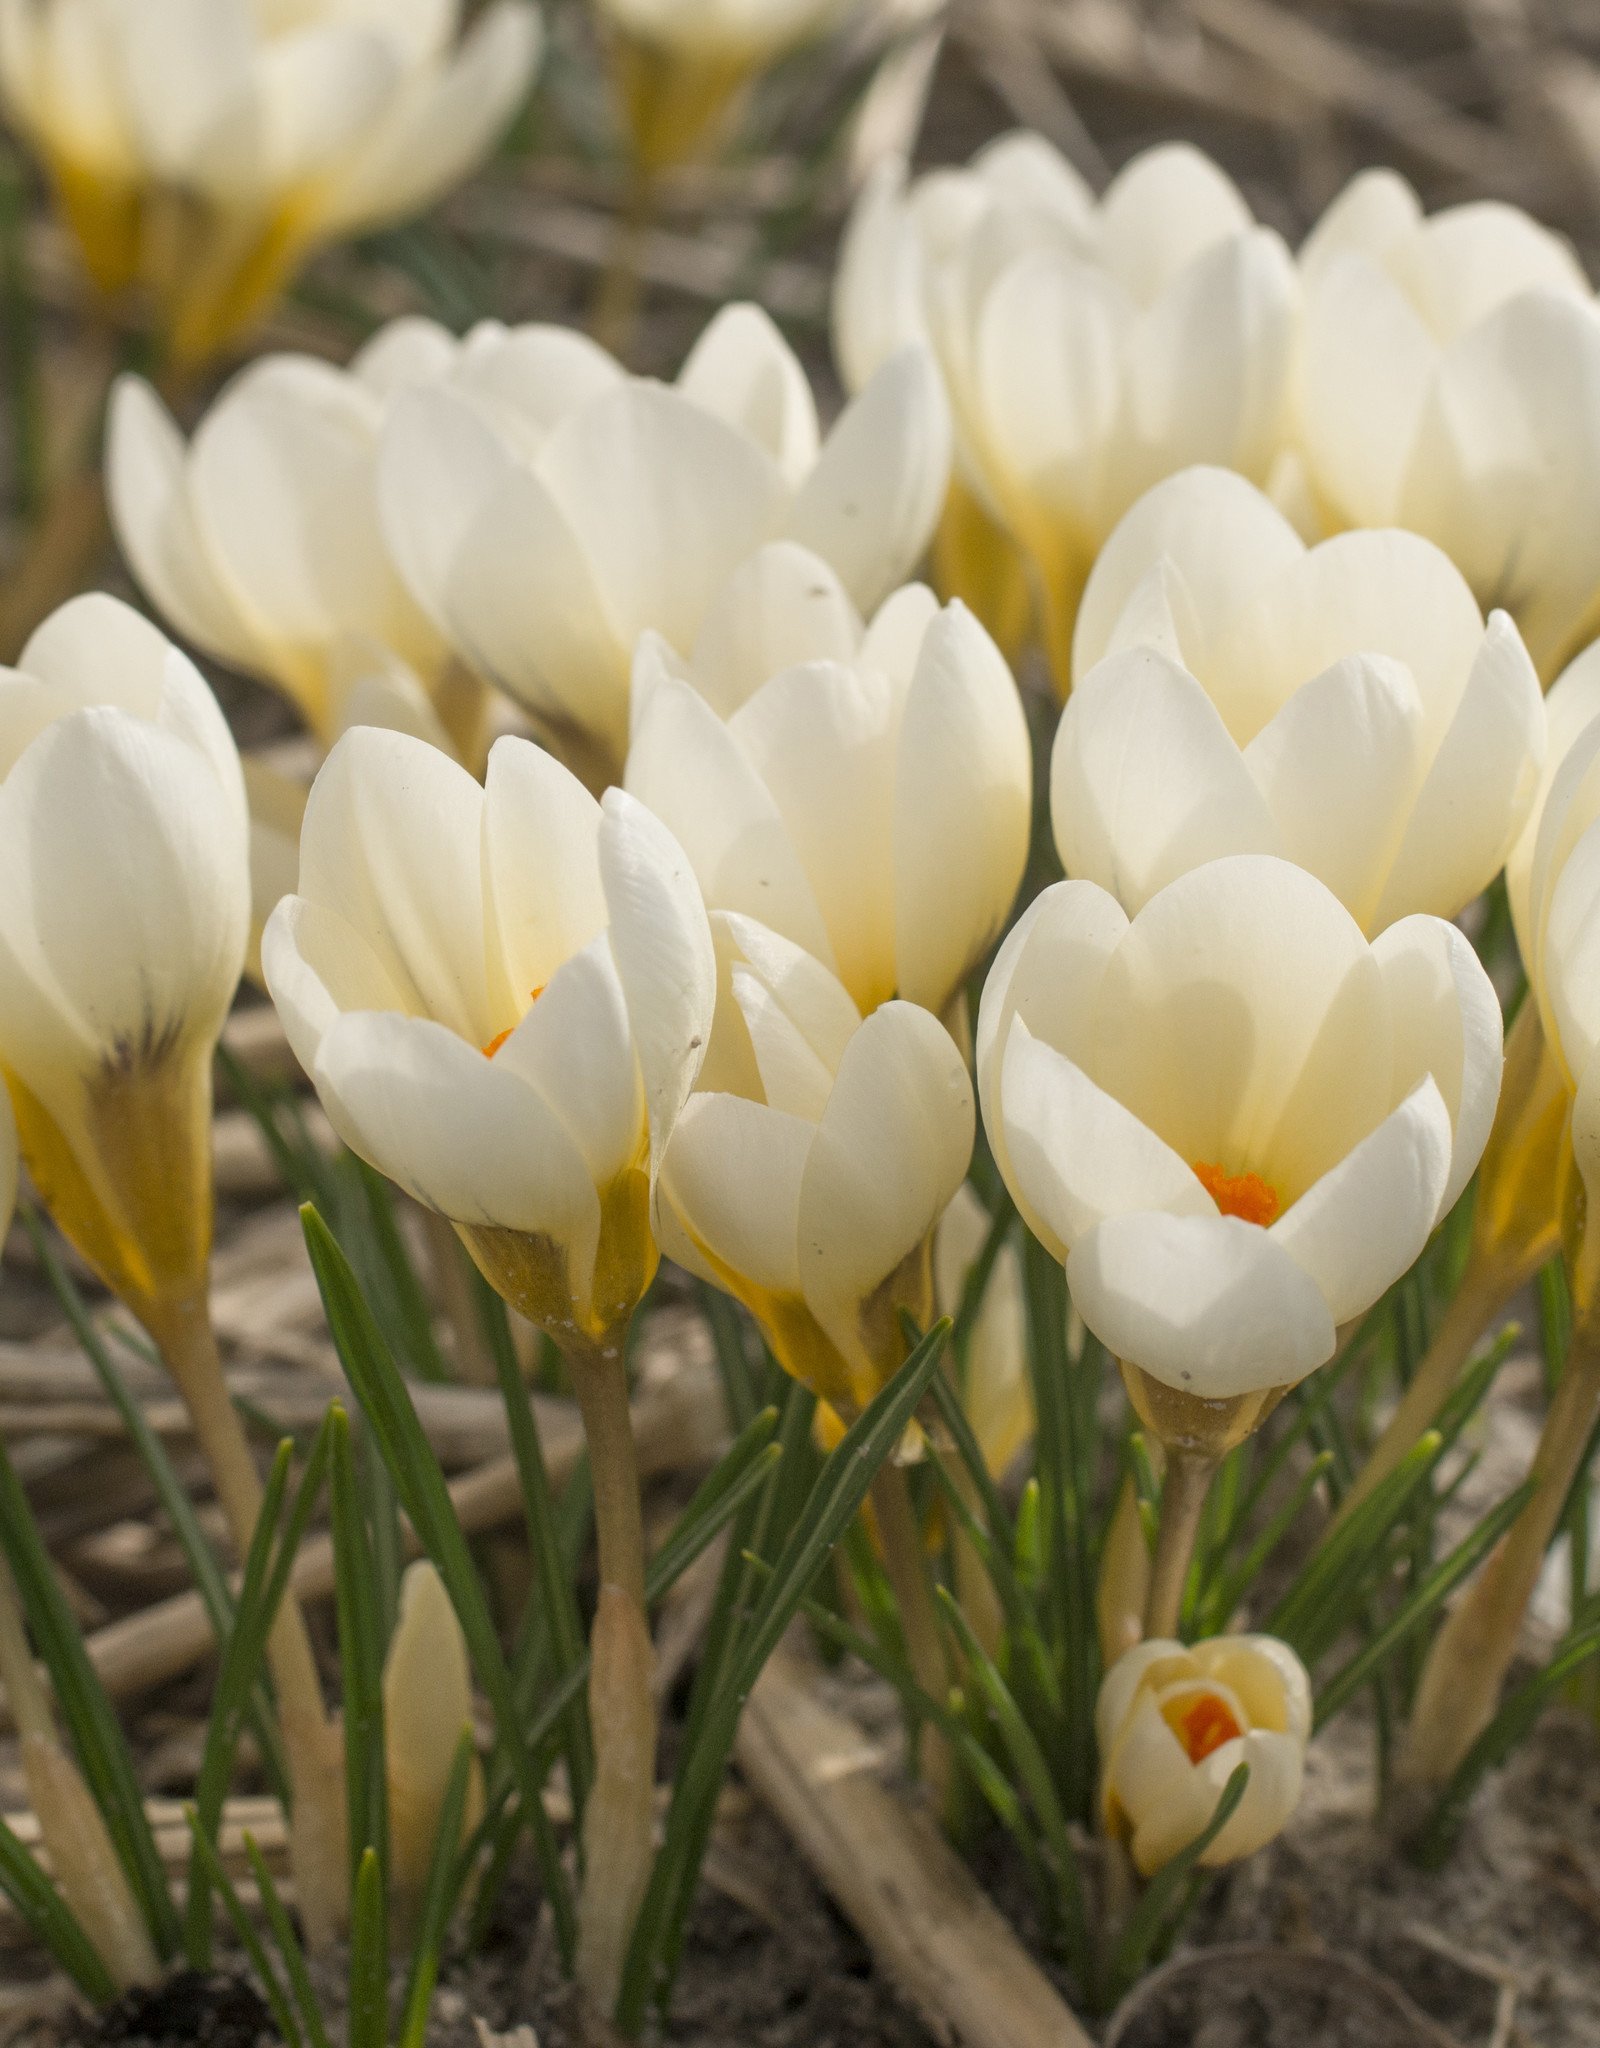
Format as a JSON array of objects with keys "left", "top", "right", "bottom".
[
  {"left": 0, "top": 1814, "right": 118, "bottom": 2002},
  {"left": 329, "top": 1407, "right": 389, "bottom": 1890},
  {"left": 347, "top": 1847, "right": 389, "bottom": 2048},
  {"left": 184, "top": 1816, "right": 302, "bottom": 2048},
  {"left": 397, "top": 1733, "right": 476, "bottom": 2048},
  {"left": 243, "top": 1836, "right": 332, "bottom": 2048},
  {"left": 1195, "top": 1452, "right": 1334, "bottom": 1637}
]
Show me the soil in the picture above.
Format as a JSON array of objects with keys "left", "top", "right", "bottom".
[{"left": 84, "top": 1976, "right": 275, "bottom": 2048}]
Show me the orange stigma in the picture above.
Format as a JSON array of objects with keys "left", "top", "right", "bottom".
[
  {"left": 481, "top": 986, "right": 546, "bottom": 1059},
  {"left": 1166, "top": 1691, "right": 1243, "bottom": 1765},
  {"left": 1192, "top": 1160, "right": 1279, "bottom": 1226}
]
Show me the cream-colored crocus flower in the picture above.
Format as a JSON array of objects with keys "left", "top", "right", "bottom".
[
  {"left": 1097, "top": 1635, "right": 1311, "bottom": 1877},
  {"left": 979, "top": 855, "right": 1499, "bottom": 1443},
  {"left": 378, "top": 304, "right": 951, "bottom": 785},
  {"left": 263, "top": 725, "right": 714, "bottom": 2015},
  {"left": 0, "top": 0, "right": 541, "bottom": 364},
  {"left": 658, "top": 913, "right": 973, "bottom": 1420},
  {"left": 1297, "top": 168, "right": 1600, "bottom": 681},
  {"left": 625, "top": 546, "right": 1031, "bottom": 1023},
  {"left": 108, "top": 321, "right": 467, "bottom": 754},
  {"left": 595, "top": 0, "right": 852, "bottom": 173},
  {"left": 836, "top": 135, "right": 1297, "bottom": 687},
  {"left": 1057, "top": 467, "right": 1544, "bottom": 932},
  {"left": 0, "top": 592, "right": 347, "bottom": 1942}
]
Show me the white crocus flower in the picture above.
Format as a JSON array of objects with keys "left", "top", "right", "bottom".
[
  {"left": 108, "top": 320, "right": 465, "bottom": 753},
  {"left": 0, "top": 594, "right": 248, "bottom": 1320},
  {"left": 625, "top": 544, "right": 1031, "bottom": 1021},
  {"left": 0, "top": 0, "right": 542, "bottom": 363},
  {"left": 1297, "top": 167, "right": 1600, "bottom": 679},
  {"left": 1057, "top": 467, "right": 1544, "bottom": 932},
  {"left": 377, "top": 303, "right": 952, "bottom": 783},
  {"left": 978, "top": 856, "right": 1501, "bottom": 1424},
  {"left": 263, "top": 725, "right": 714, "bottom": 1351},
  {"left": 1097, "top": 1636, "right": 1311, "bottom": 1877},
  {"left": 835, "top": 134, "right": 1297, "bottom": 686},
  {"left": 658, "top": 914, "right": 974, "bottom": 1419}
]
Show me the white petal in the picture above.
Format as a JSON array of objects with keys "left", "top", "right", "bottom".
[
  {"left": 451, "top": 322, "right": 623, "bottom": 456},
  {"left": 351, "top": 315, "right": 460, "bottom": 399},
  {"left": 719, "top": 911, "right": 861, "bottom": 1074},
  {"left": 1298, "top": 168, "right": 1419, "bottom": 287},
  {"left": 787, "top": 346, "right": 951, "bottom": 613},
  {"left": 1271, "top": 1078, "right": 1453, "bottom": 1326},
  {"left": 687, "top": 543, "right": 862, "bottom": 719},
  {"left": 733, "top": 965, "right": 837, "bottom": 1123},
  {"left": 1397, "top": 202, "right": 1589, "bottom": 341},
  {"left": 481, "top": 737, "right": 608, "bottom": 1012},
  {"left": 491, "top": 936, "right": 643, "bottom": 1187},
  {"left": 377, "top": 382, "right": 513, "bottom": 638},
  {"left": 999, "top": 1021, "right": 1211, "bottom": 1262},
  {"left": 1066, "top": 1211, "right": 1337, "bottom": 1397},
  {"left": 1053, "top": 648, "right": 1279, "bottom": 912},
  {"left": 892, "top": 601, "right": 1031, "bottom": 1012},
  {"left": 657, "top": 1091, "right": 809, "bottom": 1297},
  {"left": 1299, "top": 251, "right": 1436, "bottom": 527},
  {"left": 1371, "top": 913, "right": 1504, "bottom": 1215},
  {"left": 1099, "top": 143, "right": 1252, "bottom": 303},
  {"left": 676, "top": 303, "right": 819, "bottom": 486},
  {"left": 261, "top": 892, "right": 410, "bottom": 1090}
]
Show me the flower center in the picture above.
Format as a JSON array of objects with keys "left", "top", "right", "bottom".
[
  {"left": 1164, "top": 1691, "right": 1243, "bottom": 1764},
  {"left": 482, "top": 986, "right": 545, "bottom": 1060},
  {"left": 1192, "top": 1160, "right": 1279, "bottom": 1226}
]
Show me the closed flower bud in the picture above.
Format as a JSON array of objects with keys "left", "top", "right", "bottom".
[
  {"left": 1060, "top": 466, "right": 1544, "bottom": 932},
  {"left": 0, "top": 0, "right": 542, "bottom": 362},
  {"left": 978, "top": 856, "right": 1500, "bottom": 1445},
  {"left": 625, "top": 547, "right": 1032, "bottom": 1022},
  {"left": 377, "top": 305, "right": 951, "bottom": 784},
  {"left": 383, "top": 1562, "right": 484, "bottom": 1935},
  {"left": 263, "top": 728, "right": 715, "bottom": 1355},
  {"left": 658, "top": 914, "right": 974, "bottom": 1417},
  {"left": 1097, "top": 1635, "right": 1311, "bottom": 1877},
  {"left": 1297, "top": 168, "right": 1600, "bottom": 680}
]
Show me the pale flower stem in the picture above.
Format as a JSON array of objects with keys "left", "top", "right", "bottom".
[
  {"left": 1399, "top": 1323, "right": 1600, "bottom": 1794},
  {"left": 1330, "top": 1248, "right": 1522, "bottom": 1536},
  {"left": 0, "top": 1555, "right": 56, "bottom": 1748},
  {"left": 570, "top": 1338, "right": 656, "bottom": 2022},
  {"left": 870, "top": 1463, "right": 954, "bottom": 1799},
  {"left": 143, "top": 1290, "right": 347, "bottom": 1948},
  {"left": 1144, "top": 1448, "right": 1218, "bottom": 1642}
]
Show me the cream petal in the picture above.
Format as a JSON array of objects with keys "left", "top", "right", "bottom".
[
  {"left": 1098, "top": 142, "right": 1253, "bottom": 303},
  {"left": 260, "top": 893, "right": 409, "bottom": 1089},
  {"left": 787, "top": 346, "right": 951, "bottom": 613},
  {"left": 491, "top": 936, "right": 644, "bottom": 1188},
  {"left": 245, "top": 23, "right": 401, "bottom": 196},
  {"left": 892, "top": 601, "right": 1031, "bottom": 1012},
  {"left": 1194, "top": 1635, "right": 1312, "bottom": 1740},
  {"left": 1053, "top": 648, "right": 1279, "bottom": 913},
  {"left": 859, "top": 582, "right": 942, "bottom": 696},
  {"left": 598, "top": 788, "right": 717, "bottom": 1174},
  {"left": 1370, "top": 611, "right": 1544, "bottom": 930},
  {"left": 624, "top": 673, "right": 836, "bottom": 972},
  {"left": 831, "top": 157, "right": 923, "bottom": 395},
  {"left": 1241, "top": 653, "right": 1424, "bottom": 929},
  {"left": 297, "top": 727, "right": 490, "bottom": 1043},
  {"left": 1072, "top": 466, "right": 1301, "bottom": 684},
  {"left": 450, "top": 323, "right": 624, "bottom": 457},
  {"left": 1298, "top": 167, "right": 1419, "bottom": 286},
  {"left": 718, "top": 912, "right": 861, "bottom": 1074},
  {"left": 1193, "top": 1728, "right": 1304, "bottom": 1865},
  {"left": 105, "top": 379, "right": 260, "bottom": 674},
  {"left": 999, "top": 1021, "right": 1211, "bottom": 1262},
  {"left": 658, "top": 1092, "right": 810, "bottom": 1299},
  {"left": 676, "top": 303, "right": 819, "bottom": 486},
  {"left": 797, "top": 999, "right": 974, "bottom": 1360},
  {"left": 1299, "top": 251, "right": 1436, "bottom": 527},
  {"left": 733, "top": 965, "right": 836, "bottom": 1123},
  {"left": 687, "top": 544, "right": 862, "bottom": 720},
  {"left": 1372, "top": 913, "right": 1504, "bottom": 1214},
  {"left": 481, "top": 737, "right": 607, "bottom": 1016},
  {"left": 1509, "top": 639, "right": 1600, "bottom": 957},
  {"left": 1541, "top": 821, "right": 1600, "bottom": 1086},
  {"left": 377, "top": 382, "right": 514, "bottom": 638},
  {"left": 1066, "top": 1210, "right": 1337, "bottom": 1397},
  {"left": 350, "top": 315, "right": 461, "bottom": 399},
  {"left": 1270, "top": 1078, "right": 1453, "bottom": 1325},
  {"left": 1397, "top": 202, "right": 1589, "bottom": 341},
  {"left": 315, "top": 1008, "right": 601, "bottom": 1271}
]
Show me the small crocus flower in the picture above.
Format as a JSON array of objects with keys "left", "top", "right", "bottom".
[
  {"left": 1058, "top": 466, "right": 1545, "bottom": 932},
  {"left": 625, "top": 545, "right": 1032, "bottom": 1023},
  {"left": 657, "top": 913, "right": 974, "bottom": 1421},
  {"left": 383, "top": 1562, "right": 484, "bottom": 1939},
  {"left": 377, "top": 303, "right": 951, "bottom": 784},
  {"left": 0, "top": 0, "right": 542, "bottom": 363},
  {"left": 1097, "top": 1635, "right": 1311, "bottom": 1876},
  {"left": 835, "top": 135, "right": 1297, "bottom": 687},
  {"left": 977, "top": 855, "right": 1501, "bottom": 1448},
  {"left": 1296, "top": 168, "right": 1600, "bottom": 680}
]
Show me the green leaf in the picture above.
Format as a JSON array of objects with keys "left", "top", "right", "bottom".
[
  {"left": 347, "top": 1847, "right": 389, "bottom": 2048},
  {"left": 329, "top": 1406, "right": 390, "bottom": 1893},
  {"left": 0, "top": 1432, "right": 179, "bottom": 1957},
  {"left": 1106, "top": 1763, "right": 1252, "bottom": 2004},
  {"left": 301, "top": 1203, "right": 576, "bottom": 1961},
  {"left": 397, "top": 1732, "right": 476, "bottom": 2048},
  {"left": 243, "top": 1836, "right": 332, "bottom": 2048},
  {"left": 0, "top": 1814, "right": 118, "bottom": 2002}
]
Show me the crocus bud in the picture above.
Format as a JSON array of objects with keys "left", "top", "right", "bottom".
[
  {"left": 383, "top": 1563, "right": 484, "bottom": 1937},
  {"left": 626, "top": 552, "right": 1032, "bottom": 1023},
  {"left": 1060, "top": 467, "right": 1544, "bottom": 934},
  {"left": 0, "top": 0, "right": 542, "bottom": 363},
  {"left": 1097, "top": 1635, "right": 1311, "bottom": 1876}
]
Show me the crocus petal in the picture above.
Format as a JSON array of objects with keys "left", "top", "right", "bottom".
[
  {"left": 1299, "top": 251, "right": 1438, "bottom": 526},
  {"left": 892, "top": 601, "right": 1031, "bottom": 1012},
  {"left": 1066, "top": 1210, "right": 1336, "bottom": 1398},
  {"left": 686, "top": 543, "right": 862, "bottom": 720},
  {"left": 1098, "top": 142, "right": 1252, "bottom": 303},
  {"left": 1270, "top": 1078, "right": 1453, "bottom": 1326},
  {"left": 658, "top": 1091, "right": 809, "bottom": 1298},
  {"left": 718, "top": 911, "right": 861, "bottom": 1076},
  {"left": 491, "top": 935, "right": 643, "bottom": 1188},
  {"left": 676, "top": 303, "right": 819, "bottom": 486},
  {"left": 260, "top": 893, "right": 410, "bottom": 1089},
  {"left": 481, "top": 736, "right": 607, "bottom": 1013}
]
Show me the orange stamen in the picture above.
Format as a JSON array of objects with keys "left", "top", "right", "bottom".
[
  {"left": 481, "top": 985, "right": 546, "bottom": 1060},
  {"left": 1166, "top": 1692, "right": 1243, "bottom": 1765},
  {"left": 1192, "top": 1160, "right": 1279, "bottom": 1227}
]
